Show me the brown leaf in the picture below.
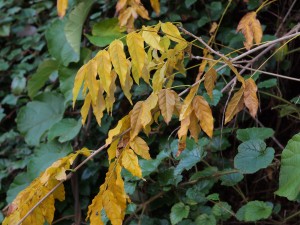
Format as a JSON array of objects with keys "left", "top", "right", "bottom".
[
  {"left": 158, "top": 89, "right": 176, "bottom": 124},
  {"left": 204, "top": 68, "right": 217, "bottom": 99},
  {"left": 188, "top": 110, "right": 201, "bottom": 141},
  {"left": 150, "top": 0, "right": 160, "bottom": 15},
  {"left": 225, "top": 87, "right": 245, "bottom": 124},
  {"left": 237, "top": 11, "right": 263, "bottom": 50},
  {"left": 244, "top": 78, "right": 258, "bottom": 118}
]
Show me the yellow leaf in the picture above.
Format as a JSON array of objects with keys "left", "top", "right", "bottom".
[
  {"left": 106, "top": 70, "right": 117, "bottom": 113},
  {"left": 244, "top": 78, "right": 258, "bottom": 118},
  {"left": 108, "top": 139, "right": 119, "bottom": 162},
  {"left": 142, "top": 26, "right": 163, "bottom": 51},
  {"left": 204, "top": 68, "right": 217, "bottom": 99},
  {"left": 92, "top": 84, "right": 106, "bottom": 126},
  {"left": 152, "top": 63, "right": 167, "bottom": 93},
  {"left": 106, "top": 115, "right": 130, "bottom": 145},
  {"left": 130, "top": 101, "right": 143, "bottom": 140},
  {"left": 87, "top": 191, "right": 104, "bottom": 225},
  {"left": 150, "top": 0, "right": 160, "bottom": 15},
  {"left": 81, "top": 93, "right": 91, "bottom": 125},
  {"left": 192, "top": 96, "right": 214, "bottom": 138},
  {"left": 158, "top": 89, "right": 176, "bottom": 124},
  {"left": 121, "top": 60, "right": 133, "bottom": 104},
  {"left": 188, "top": 110, "right": 201, "bottom": 141},
  {"left": 180, "top": 84, "right": 199, "bottom": 121},
  {"left": 225, "top": 87, "right": 245, "bottom": 124},
  {"left": 209, "top": 22, "right": 218, "bottom": 35},
  {"left": 57, "top": 0, "right": 68, "bottom": 18},
  {"left": 130, "top": 136, "right": 151, "bottom": 159},
  {"left": 86, "top": 60, "right": 99, "bottom": 105},
  {"left": 103, "top": 190, "right": 123, "bottom": 225},
  {"left": 237, "top": 11, "right": 262, "bottom": 50},
  {"left": 72, "top": 64, "right": 86, "bottom": 108},
  {"left": 116, "top": 0, "right": 127, "bottom": 13},
  {"left": 127, "top": 32, "right": 145, "bottom": 84},
  {"left": 132, "top": 1, "right": 150, "bottom": 20},
  {"left": 109, "top": 40, "right": 128, "bottom": 86},
  {"left": 161, "top": 22, "right": 187, "bottom": 48},
  {"left": 178, "top": 107, "right": 191, "bottom": 139},
  {"left": 118, "top": 7, "right": 134, "bottom": 27},
  {"left": 141, "top": 93, "right": 158, "bottom": 129},
  {"left": 96, "top": 50, "right": 112, "bottom": 94},
  {"left": 121, "top": 148, "right": 142, "bottom": 177}
]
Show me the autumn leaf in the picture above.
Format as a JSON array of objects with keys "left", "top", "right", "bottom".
[
  {"left": 188, "top": 110, "right": 201, "bottom": 141},
  {"left": 152, "top": 63, "right": 167, "bottom": 93},
  {"left": 130, "top": 136, "right": 151, "bottom": 159},
  {"left": 86, "top": 60, "right": 99, "bottom": 105},
  {"left": 92, "top": 84, "right": 105, "bottom": 126},
  {"left": 121, "top": 148, "right": 142, "bottom": 177},
  {"left": 132, "top": 1, "right": 150, "bottom": 20},
  {"left": 161, "top": 22, "right": 187, "bottom": 48},
  {"left": 130, "top": 101, "right": 143, "bottom": 140},
  {"left": 127, "top": 32, "right": 146, "bottom": 84},
  {"left": 103, "top": 190, "right": 123, "bottom": 225},
  {"left": 178, "top": 107, "right": 191, "bottom": 139},
  {"left": 81, "top": 93, "right": 91, "bottom": 125},
  {"left": 180, "top": 84, "right": 199, "bottom": 121},
  {"left": 158, "top": 89, "right": 176, "bottom": 124},
  {"left": 106, "top": 115, "right": 130, "bottom": 145},
  {"left": 95, "top": 50, "right": 112, "bottom": 94},
  {"left": 204, "top": 67, "right": 217, "bottom": 99},
  {"left": 192, "top": 96, "right": 214, "bottom": 138},
  {"left": 225, "top": 87, "right": 245, "bottom": 124},
  {"left": 116, "top": 0, "right": 127, "bottom": 13},
  {"left": 142, "top": 26, "right": 163, "bottom": 51},
  {"left": 57, "top": 0, "right": 68, "bottom": 18},
  {"left": 140, "top": 93, "right": 158, "bottom": 129},
  {"left": 244, "top": 78, "right": 258, "bottom": 118},
  {"left": 105, "top": 70, "right": 117, "bottom": 114},
  {"left": 72, "top": 64, "right": 86, "bottom": 108},
  {"left": 237, "top": 11, "right": 263, "bottom": 50},
  {"left": 150, "top": 0, "right": 160, "bottom": 15}
]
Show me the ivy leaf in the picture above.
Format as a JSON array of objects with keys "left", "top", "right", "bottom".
[
  {"left": 195, "top": 214, "right": 216, "bottom": 225},
  {"left": 225, "top": 87, "right": 244, "bottom": 124},
  {"left": 237, "top": 127, "right": 274, "bottom": 142},
  {"left": 234, "top": 139, "right": 274, "bottom": 174},
  {"left": 212, "top": 201, "right": 233, "bottom": 221},
  {"left": 158, "top": 89, "right": 176, "bottom": 124},
  {"left": 220, "top": 170, "right": 244, "bottom": 186},
  {"left": 192, "top": 96, "right": 214, "bottom": 138},
  {"left": 16, "top": 93, "right": 65, "bottom": 146},
  {"left": 276, "top": 132, "right": 300, "bottom": 200},
  {"left": 27, "top": 60, "right": 58, "bottom": 98},
  {"left": 236, "top": 201, "right": 273, "bottom": 222},
  {"left": 170, "top": 202, "right": 190, "bottom": 225},
  {"left": 121, "top": 148, "right": 142, "bottom": 178},
  {"left": 48, "top": 118, "right": 82, "bottom": 143},
  {"left": 237, "top": 11, "right": 263, "bottom": 50},
  {"left": 244, "top": 78, "right": 258, "bottom": 118},
  {"left": 57, "top": 0, "right": 68, "bottom": 18}
]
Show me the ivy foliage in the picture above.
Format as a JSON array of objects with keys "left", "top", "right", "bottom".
[{"left": 1, "top": 0, "right": 300, "bottom": 224}]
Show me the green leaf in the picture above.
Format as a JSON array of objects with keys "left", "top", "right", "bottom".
[
  {"left": 27, "top": 140, "right": 72, "bottom": 179},
  {"left": 170, "top": 202, "right": 190, "bottom": 225},
  {"left": 186, "top": 180, "right": 215, "bottom": 204},
  {"left": 257, "top": 78, "right": 277, "bottom": 89},
  {"left": 220, "top": 169, "right": 243, "bottom": 186},
  {"left": 86, "top": 18, "right": 125, "bottom": 47},
  {"left": 45, "top": 19, "right": 79, "bottom": 66},
  {"left": 185, "top": 0, "right": 197, "bottom": 8},
  {"left": 16, "top": 92, "right": 65, "bottom": 146},
  {"left": 236, "top": 201, "right": 273, "bottom": 222},
  {"left": 207, "top": 1, "right": 223, "bottom": 21},
  {"left": 64, "top": 0, "right": 94, "bottom": 57},
  {"left": 173, "top": 138, "right": 207, "bottom": 176},
  {"left": 212, "top": 201, "right": 232, "bottom": 221},
  {"left": 276, "top": 132, "right": 300, "bottom": 200},
  {"left": 237, "top": 127, "right": 274, "bottom": 142},
  {"left": 48, "top": 118, "right": 82, "bottom": 142},
  {"left": 234, "top": 139, "right": 274, "bottom": 174},
  {"left": 27, "top": 60, "right": 58, "bottom": 98},
  {"left": 58, "top": 66, "right": 78, "bottom": 103},
  {"left": 195, "top": 214, "right": 216, "bottom": 225},
  {"left": 197, "top": 16, "right": 210, "bottom": 28}
]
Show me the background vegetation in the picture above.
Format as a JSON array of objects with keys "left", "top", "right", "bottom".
[{"left": 0, "top": 0, "right": 300, "bottom": 224}]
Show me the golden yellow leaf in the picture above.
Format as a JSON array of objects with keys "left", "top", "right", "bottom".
[
  {"left": 127, "top": 32, "right": 145, "bottom": 84},
  {"left": 96, "top": 50, "right": 112, "bottom": 94},
  {"left": 142, "top": 26, "right": 163, "bottom": 51},
  {"left": 86, "top": 60, "right": 99, "bottom": 105},
  {"left": 189, "top": 110, "right": 201, "bottom": 141},
  {"left": 237, "top": 11, "right": 262, "bottom": 50},
  {"left": 121, "top": 148, "right": 142, "bottom": 177},
  {"left": 72, "top": 64, "right": 86, "bottom": 108},
  {"left": 150, "top": 0, "right": 160, "bottom": 15},
  {"left": 192, "top": 96, "right": 214, "bottom": 138},
  {"left": 87, "top": 191, "right": 104, "bottom": 225},
  {"left": 106, "top": 70, "right": 117, "bottom": 114},
  {"left": 121, "top": 60, "right": 133, "bottom": 104},
  {"left": 141, "top": 93, "right": 158, "bottom": 129},
  {"left": 103, "top": 190, "right": 123, "bottom": 225},
  {"left": 108, "top": 139, "right": 119, "bottom": 162},
  {"left": 225, "top": 87, "right": 245, "bottom": 124},
  {"left": 178, "top": 107, "right": 191, "bottom": 139},
  {"left": 132, "top": 1, "right": 150, "bottom": 20},
  {"left": 106, "top": 115, "right": 130, "bottom": 145},
  {"left": 152, "top": 63, "right": 167, "bottom": 93},
  {"left": 81, "top": 93, "right": 91, "bottom": 125},
  {"left": 158, "top": 89, "right": 176, "bottom": 124},
  {"left": 108, "top": 40, "right": 128, "bottom": 86},
  {"left": 204, "top": 68, "right": 217, "bottom": 99},
  {"left": 244, "top": 78, "right": 258, "bottom": 118},
  {"left": 130, "top": 136, "right": 151, "bottom": 159},
  {"left": 57, "top": 0, "right": 68, "bottom": 18},
  {"left": 180, "top": 84, "right": 199, "bottom": 121},
  {"left": 116, "top": 0, "right": 127, "bottom": 13},
  {"left": 161, "top": 22, "right": 187, "bottom": 48},
  {"left": 130, "top": 101, "right": 143, "bottom": 140},
  {"left": 92, "top": 84, "right": 105, "bottom": 126},
  {"left": 118, "top": 7, "right": 135, "bottom": 28}
]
